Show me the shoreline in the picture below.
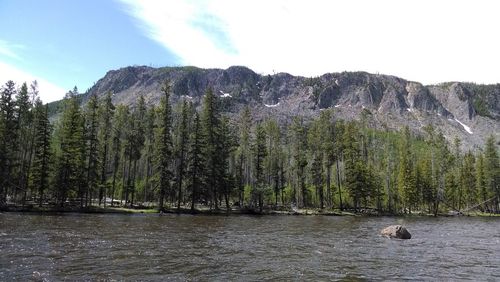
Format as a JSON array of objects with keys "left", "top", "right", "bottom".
[
  {"left": 1, "top": 204, "right": 499, "bottom": 217},
  {"left": 0, "top": 205, "right": 350, "bottom": 216}
]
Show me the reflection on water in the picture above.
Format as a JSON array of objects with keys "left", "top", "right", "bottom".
[{"left": 1, "top": 213, "right": 499, "bottom": 280}]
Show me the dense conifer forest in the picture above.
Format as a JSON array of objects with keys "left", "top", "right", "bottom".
[{"left": 0, "top": 80, "right": 499, "bottom": 215}]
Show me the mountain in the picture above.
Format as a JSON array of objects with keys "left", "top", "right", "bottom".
[{"left": 83, "top": 65, "right": 499, "bottom": 150}]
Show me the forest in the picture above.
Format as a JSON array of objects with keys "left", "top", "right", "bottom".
[{"left": 0, "top": 79, "right": 499, "bottom": 215}]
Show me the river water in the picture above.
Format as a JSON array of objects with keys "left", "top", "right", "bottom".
[{"left": 1, "top": 213, "right": 499, "bottom": 281}]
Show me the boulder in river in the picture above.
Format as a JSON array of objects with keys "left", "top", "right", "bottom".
[{"left": 381, "top": 225, "right": 411, "bottom": 239}]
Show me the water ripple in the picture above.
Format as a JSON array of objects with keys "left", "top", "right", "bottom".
[{"left": 0, "top": 214, "right": 499, "bottom": 280}]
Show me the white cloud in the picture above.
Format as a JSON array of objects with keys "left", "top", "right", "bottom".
[
  {"left": 0, "top": 61, "right": 67, "bottom": 103},
  {"left": 120, "top": 0, "right": 500, "bottom": 84},
  {"left": 0, "top": 40, "right": 24, "bottom": 61}
]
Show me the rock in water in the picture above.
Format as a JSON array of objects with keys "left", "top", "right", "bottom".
[{"left": 381, "top": 225, "right": 411, "bottom": 239}]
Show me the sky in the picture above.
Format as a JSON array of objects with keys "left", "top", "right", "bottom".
[{"left": 1, "top": 0, "right": 500, "bottom": 103}]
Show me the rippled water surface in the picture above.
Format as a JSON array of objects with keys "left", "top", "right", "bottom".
[{"left": 1, "top": 213, "right": 499, "bottom": 281}]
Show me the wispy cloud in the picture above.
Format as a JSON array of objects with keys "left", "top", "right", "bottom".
[
  {"left": 0, "top": 40, "right": 25, "bottom": 60},
  {"left": 119, "top": 0, "right": 500, "bottom": 84},
  {"left": 0, "top": 61, "right": 67, "bottom": 103}
]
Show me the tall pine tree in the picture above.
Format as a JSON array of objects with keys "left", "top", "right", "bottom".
[
  {"left": 156, "top": 82, "right": 173, "bottom": 211},
  {"left": 31, "top": 102, "right": 51, "bottom": 207}
]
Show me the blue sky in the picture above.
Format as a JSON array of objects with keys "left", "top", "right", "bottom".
[
  {"left": 1, "top": 0, "right": 500, "bottom": 102},
  {"left": 0, "top": 0, "right": 178, "bottom": 101}
]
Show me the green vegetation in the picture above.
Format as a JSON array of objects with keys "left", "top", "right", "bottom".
[
  {"left": 1, "top": 80, "right": 499, "bottom": 215},
  {"left": 472, "top": 97, "right": 491, "bottom": 118}
]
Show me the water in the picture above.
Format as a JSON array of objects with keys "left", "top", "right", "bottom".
[{"left": 1, "top": 213, "right": 499, "bottom": 281}]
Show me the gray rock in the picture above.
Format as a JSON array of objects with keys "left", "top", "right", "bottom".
[
  {"left": 72, "top": 66, "right": 499, "bottom": 150},
  {"left": 381, "top": 225, "right": 411, "bottom": 239}
]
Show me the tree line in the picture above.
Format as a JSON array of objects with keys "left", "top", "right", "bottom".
[{"left": 0, "top": 80, "right": 499, "bottom": 214}]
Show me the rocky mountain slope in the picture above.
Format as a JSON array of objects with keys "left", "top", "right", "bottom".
[{"left": 84, "top": 65, "right": 499, "bottom": 150}]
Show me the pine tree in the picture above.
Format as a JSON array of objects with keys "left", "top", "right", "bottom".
[
  {"left": 484, "top": 136, "right": 499, "bottom": 212},
  {"left": 419, "top": 153, "right": 435, "bottom": 214},
  {"left": 397, "top": 127, "right": 417, "bottom": 213},
  {"left": 31, "top": 103, "right": 51, "bottom": 207},
  {"left": 201, "top": 88, "right": 222, "bottom": 210},
  {"left": 84, "top": 93, "right": 100, "bottom": 206},
  {"left": 156, "top": 82, "right": 173, "bottom": 211},
  {"left": 343, "top": 122, "right": 361, "bottom": 210},
  {"left": 97, "top": 92, "right": 114, "bottom": 206},
  {"left": 143, "top": 107, "right": 156, "bottom": 204},
  {"left": 253, "top": 122, "right": 267, "bottom": 212},
  {"left": 310, "top": 153, "right": 323, "bottom": 208},
  {"left": 423, "top": 124, "right": 449, "bottom": 216},
  {"left": 460, "top": 151, "right": 476, "bottom": 210},
  {"left": 218, "top": 116, "right": 235, "bottom": 211},
  {"left": 475, "top": 154, "right": 487, "bottom": 211},
  {"left": 0, "top": 80, "right": 18, "bottom": 204},
  {"left": 308, "top": 116, "right": 324, "bottom": 209},
  {"left": 55, "top": 87, "right": 85, "bottom": 207},
  {"left": 175, "top": 100, "right": 190, "bottom": 210},
  {"left": 290, "top": 117, "right": 308, "bottom": 208},
  {"left": 236, "top": 106, "right": 252, "bottom": 206},
  {"left": 319, "top": 109, "right": 335, "bottom": 209},
  {"left": 447, "top": 138, "right": 462, "bottom": 210},
  {"left": 434, "top": 132, "right": 452, "bottom": 215},
  {"left": 128, "top": 95, "right": 146, "bottom": 206},
  {"left": 188, "top": 111, "right": 204, "bottom": 211},
  {"left": 334, "top": 120, "right": 345, "bottom": 211},
  {"left": 15, "top": 82, "right": 35, "bottom": 204},
  {"left": 264, "top": 118, "right": 282, "bottom": 206},
  {"left": 110, "top": 105, "right": 128, "bottom": 206}
]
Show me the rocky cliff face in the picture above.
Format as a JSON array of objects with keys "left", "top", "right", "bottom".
[{"left": 85, "top": 65, "right": 500, "bottom": 150}]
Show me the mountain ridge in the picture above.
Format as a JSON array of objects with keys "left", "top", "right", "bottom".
[{"left": 81, "top": 65, "right": 499, "bottom": 150}]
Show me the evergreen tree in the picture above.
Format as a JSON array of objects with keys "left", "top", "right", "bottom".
[
  {"left": 264, "top": 118, "right": 281, "bottom": 206},
  {"left": 419, "top": 153, "right": 435, "bottom": 214},
  {"left": 253, "top": 122, "right": 267, "bottom": 212},
  {"left": 319, "top": 109, "right": 335, "bottom": 209},
  {"left": 15, "top": 82, "right": 35, "bottom": 203},
  {"left": 156, "top": 82, "right": 173, "bottom": 211},
  {"left": 31, "top": 103, "right": 51, "bottom": 207},
  {"left": 218, "top": 116, "right": 235, "bottom": 211},
  {"left": 434, "top": 132, "right": 452, "bottom": 215},
  {"left": 110, "top": 105, "right": 128, "bottom": 205},
  {"left": 236, "top": 106, "right": 252, "bottom": 206},
  {"left": 84, "top": 93, "right": 100, "bottom": 206},
  {"left": 334, "top": 120, "right": 345, "bottom": 211},
  {"left": 55, "top": 87, "right": 85, "bottom": 207},
  {"left": 484, "top": 136, "right": 499, "bottom": 212},
  {"left": 97, "top": 92, "right": 114, "bottom": 206},
  {"left": 201, "top": 88, "right": 222, "bottom": 210},
  {"left": 188, "top": 111, "right": 204, "bottom": 211},
  {"left": 175, "top": 100, "right": 190, "bottom": 210},
  {"left": 397, "top": 127, "right": 417, "bottom": 213},
  {"left": 343, "top": 122, "right": 361, "bottom": 209},
  {"left": 421, "top": 125, "right": 437, "bottom": 214},
  {"left": 446, "top": 138, "right": 463, "bottom": 210},
  {"left": 0, "top": 80, "right": 18, "bottom": 204},
  {"left": 308, "top": 116, "right": 325, "bottom": 209},
  {"left": 290, "top": 117, "right": 308, "bottom": 208},
  {"left": 475, "top": 153, "right": 489, "bottom": 211},
  {"left": 128, "top": 96, "right": 146, "bottom": 205},
  {"left": 460, "top": 151, "right": 476, "bottom": 210},
  {"left": 143, "top": 107, "right": 156, "bottom": 204}
]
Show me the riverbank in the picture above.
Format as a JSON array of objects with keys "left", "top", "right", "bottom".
[
  {"left": 0, "top": 205, "right": 341, "bottom": 215},
  {"left": 1, "top": 203, "right": 499, "bottom": 217},
  {"left": 0, "top": 203, "right": 363, "bottom": 216}
]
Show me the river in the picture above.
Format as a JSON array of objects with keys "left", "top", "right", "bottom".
[{"left": 1, "top": 213, "right": 499, "bottom": 281}]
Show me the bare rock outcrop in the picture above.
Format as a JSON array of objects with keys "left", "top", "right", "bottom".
[{"left": 69, "top": 65, "right": 500, "bottom": 150}]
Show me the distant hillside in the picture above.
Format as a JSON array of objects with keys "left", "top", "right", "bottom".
[{"left": 70, "top": 65, "right": 499, "bottom": 149}]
